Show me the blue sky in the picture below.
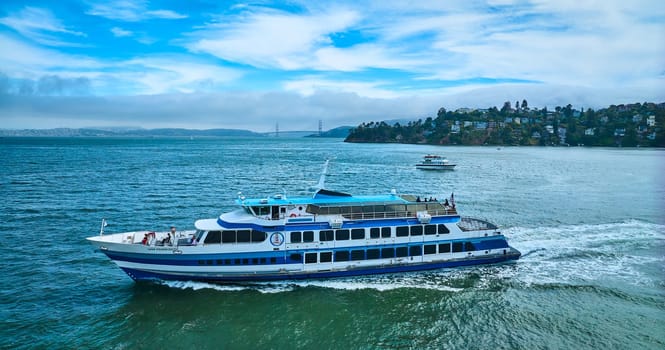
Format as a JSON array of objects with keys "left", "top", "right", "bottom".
[{"left": 0, "top": 0, "right": 663, "bottom": 131}]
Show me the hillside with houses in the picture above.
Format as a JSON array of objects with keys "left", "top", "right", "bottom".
[{"left": 344, "top": 101, "right": 665, "bottom": 147}]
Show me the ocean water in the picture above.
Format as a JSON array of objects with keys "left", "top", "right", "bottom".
[{"left": 1, "top": 137, "right": 663, "bottom": 349}]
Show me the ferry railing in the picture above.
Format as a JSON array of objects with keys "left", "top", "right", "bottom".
[
  {"left": 457, "top": 217, "right": 498, "bottom": 231},
  {"left": 340, "top": 208, "right": 457, "bottom": 220}
]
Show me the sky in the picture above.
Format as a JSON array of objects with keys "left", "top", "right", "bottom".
[{"left": 0, "top": 1, "right": 663, "bottom": 132}]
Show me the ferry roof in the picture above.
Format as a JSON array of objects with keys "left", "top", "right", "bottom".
[{"left": 236, "top": 189, "right": 410, "bottom": 207}]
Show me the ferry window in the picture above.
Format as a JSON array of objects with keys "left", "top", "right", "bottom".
[
  {"left": 320, "top": 230, "right": 334, "bottom": 241},
  {"left": 370, "top": 227, "right": 380, "bottom": 238},
  {"left": 409, "top": 246, "right": 422, "bottom": 256},
  {"left": 222, "top": 230, "right": 236, "bottom": 243},
  {"left": 270, "top": 257, "right": 277, "bottom": 264},
  {"left": 290, "top": 253, "right": 302, "bottom": 262},
  {"left": 252, "top": 206, "right": 270, "bottom": 216},
  {"left": 396, "top": 226, "right": 409, "bottom": 237},
  {"left": 252, "top": 230, "right": 267, "bottom": 242},
  {"left": 366, "top": 249, "right": 380, "bottom": 259},
  {"left": 305, "top": 253, "right": 317, "bottom": 264},
  {"left": 242, "top": 259, "right": 248, "bottom": 265},
  {"left": 381, "top": 248, "right": 394, "bottom": 258},
  {"left": 217, "top": 260, "right": 223, "bottom": 265},
  {"left": 381, "top": 227, "right": 391, "bottom": 238},
  {"left": 252, "top": 258, "right": 258, "bottom": 264},
  {"left": 438, "top": 224, "right": 450, "bottom": 234},
  {"left": 260, "top": 258, "right": 266, "bottom": 264},
  {"left": 465, "top": 242, "right": 475, "bottom": 252},
  {"left": 204, "top": 231, "right": 221, "bottom": 244},
  {"left": 237, "top": 230, "right": 251, "bottom": 243},
  {"left": 335, "top": 251, "right": 349, "bottom": 262},
  {"left": 410, "top": 226, "right": 423, "bottom": 236},
  {"left": 303, "top": 231, "right": 314, "bottom": 242},
  {"left": 234, "top": 259, "right": 240, "bottom": 265},
  {"left": 320, "top": 252, "right": 332, "bottom": 263},
  {"left": 195, "top": 230, "right": 206, "bottom": 242},
  {"left": 424, "top": 245, "right": 436, "bottom": 254},
  {"left": 396, "top": 247, "right": 408, "bottom": 257},
  {"left": 439, "top": 243, "right": 451, "bottom": 253},
  {"left": 424, "top": 225, "right": 437, "bottom": 235},
  {"left": 335, "top": 229, "right": 350, "bottom": 240},
  {"left": 351, "top": 250, "right": 365, "bottom": 261},
  {"left": 452, "top": 242, "right": 463, "bottom": 253},
  {"left": 291, "top": 231, "right": 302, "bottom": 243},
  {"left": 225, "top": 259, "right": 231, "bottom": 265},
  {"left": 351, "top": 229, "right": 365, "bottom": 240}
]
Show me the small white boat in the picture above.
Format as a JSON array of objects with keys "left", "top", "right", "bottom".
[
  {"left": 87, "top": 161, "right": 518, "bottom": 283},
  {"left": 416, "top": 155, "right": 456, "bottom": 170}
]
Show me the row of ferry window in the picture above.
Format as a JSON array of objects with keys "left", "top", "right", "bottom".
[
  {"left": 196, "top": 242, "right": 476, "bottom": 266},
  {"left": 201, "top": 224, "right": 451, "bottom": 245},
  {"left": 291, "top": 241, "right": 474, "bottom": 263},
  {"left": 290, "top": 224, "right": 450, "bottom": 243},
  {"left": 203, "top": 230, "right": 267, "bottom": 244}
]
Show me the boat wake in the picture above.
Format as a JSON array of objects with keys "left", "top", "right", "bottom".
[{"left": 503, "top": 219, "right": 665, "bottom": 289}]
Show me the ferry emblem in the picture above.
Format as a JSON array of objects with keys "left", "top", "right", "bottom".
[{"left": 270, "top": 232, "right": 284, "bottom": 246}]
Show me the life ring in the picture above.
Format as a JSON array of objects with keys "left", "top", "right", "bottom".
[{"left": 290, "top": 213, "right": 297, "bottom": 218}]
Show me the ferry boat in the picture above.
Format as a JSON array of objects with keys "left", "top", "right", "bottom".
[
  {"left": 87, "top": 161, "right": 520, "bottom": 282},
  {"left": 416, "top": 154, "right": 456, "bottom": 170}
]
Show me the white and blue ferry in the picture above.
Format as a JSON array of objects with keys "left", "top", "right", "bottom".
[{"left": 87, "top": 162, "right": 520, "bottom": 282}]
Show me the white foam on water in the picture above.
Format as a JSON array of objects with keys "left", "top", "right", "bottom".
[
  {"left": 504, "top": 220, "right": 665, "bottom": 288},
  {"left": 161, "top": 273, "right": 467, "bottom": 293}
]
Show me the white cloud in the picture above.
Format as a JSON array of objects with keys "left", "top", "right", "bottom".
[
  {"left": 86, "top": 1, "right": 187, "bottom": 22},
  {"left": 0, "top": 33, "right": 101, "bottom": 76},
  {"left": 145, "top": 10, "right": 188, "bottom": 19},
  {"left": 110, "top": 27, "right": 132, "bottom": 37},
  {"left": 122, "top": 56, "right": 244, "bottom": 94},
  {"left": 283, "top": 76, "right": 400, "bottom": 98},
  {"left": 0, "top": 7, "right": 85, "bottom": 46},
  {"left": 186, "top": 7, "right": 360, "bottom": 70}
]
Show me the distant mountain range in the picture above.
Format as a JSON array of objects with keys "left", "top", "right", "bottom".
[{"left": 0, "top": 126, "right": 353, "bottom": 138}]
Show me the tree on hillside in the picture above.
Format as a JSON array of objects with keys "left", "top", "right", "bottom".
[{"left": 501, "top": 101, "right": 512, "bottom": 114}]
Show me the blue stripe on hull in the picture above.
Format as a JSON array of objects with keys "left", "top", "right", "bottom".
[{"left": 119, "top": 252, "right": 520, "bottom": 283}]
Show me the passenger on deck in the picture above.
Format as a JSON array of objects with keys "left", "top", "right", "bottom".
[
  {"left": 444, "top": 199, "right": 450, "bottom": 207},
  {"left": 416, "top": 196, "right": 421, "bottom": 202},
  {"left": 162, "top": 226, "right": 175, "bottom": 245}
]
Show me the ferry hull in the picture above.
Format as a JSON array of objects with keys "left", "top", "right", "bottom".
[{"left": 108, "top": 249, "right": 521, "bottom": 283}]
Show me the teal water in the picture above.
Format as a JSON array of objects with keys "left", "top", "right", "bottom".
[{"left": 1, "top": 137, "right": 663, "bottom": 349}]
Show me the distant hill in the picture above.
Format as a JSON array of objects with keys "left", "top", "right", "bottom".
[
  {"left": 305, "top": 126, "right": 354, "bottom": 138},
  {"left": 0, "top": 128, "right": 263, "bottom": 137}
]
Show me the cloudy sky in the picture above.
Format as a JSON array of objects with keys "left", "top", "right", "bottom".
[{"left": 0, "top": 0, "right": 663, "bottom": 131}]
